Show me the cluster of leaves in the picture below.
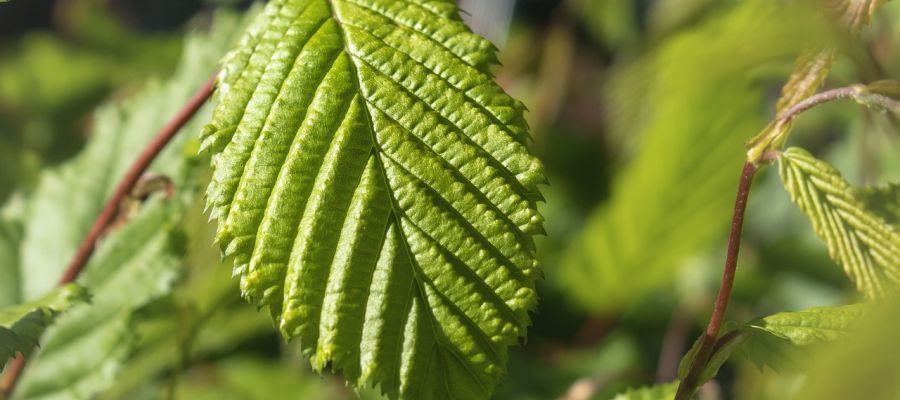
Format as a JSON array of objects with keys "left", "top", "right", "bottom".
[{"left": 613, "top": 0, "right": 900, "bottom": 397}]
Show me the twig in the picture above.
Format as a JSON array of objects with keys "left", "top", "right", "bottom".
[
  {"left": 57, "top": 74, "right": 217, "bottom": 284},
  {"left": 775, "top": 85, "right": 865, "bottom": 126},
  {"left": 748, "top": 83, "right": 900, "bottom": 165},
  {"left": 0, "top": 73, "right": 217, "bottom": 397},
  {"left": 674, "top": 162, "right": 757, "bottom": 400}
]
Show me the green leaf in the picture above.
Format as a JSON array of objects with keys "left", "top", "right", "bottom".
[
  {"left": 779, "top": 147, "right": 900, "bottom": 297},
  {"left": 101, "top": 198, "right": 274, "bottom": 399},
  {"left": 676, "top": 323, "right": 746, "bottom": 388},
  {"left": 202, "top": 1, "right": 544, "bottom": 398},
  {"left": 747, "top": 0, "right": 893, "bottom": 164},
  {"left": 0, "top": 284, "right": 88, "bottom": 370},
  {"left": 795, "top": 299, "right": 900, "bottom": 400},
  {"left": 610, "top": 381, "right": 678, "bottom": 400},
  {"left": 675, "top": 305, "right": 866, "bottom": 392},
  {"left": 558, "top": 1, "right": 822, "bottom": 312},
  {"left": 0, "top": 211, "right": 22, "bottom": 308},
  {"left": 739, "top": 304, "right": 867, "bottom": 371},
  {"left": 745, "top": 304, "right": 866, "bottom": 345},
  {"left": 7, "top": 11, "right": 249, "bottom": 399},
  {"left": 13, "top": 200, "right": 186, "bottom": 400}
]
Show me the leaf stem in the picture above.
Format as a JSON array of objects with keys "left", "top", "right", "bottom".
[
  {"left": 674, "top": 161, "right": 757, "bottom": 400},
  {"left": 0, "top": 73, "right": 217, "bottom": 397}
]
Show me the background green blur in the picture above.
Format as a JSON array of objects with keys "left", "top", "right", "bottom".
[{"left": 1, "top": 0, "right": 898, "bottom": 399}]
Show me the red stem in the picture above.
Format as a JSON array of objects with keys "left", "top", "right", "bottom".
[
  {"left": 0, "top": 74, "right": 217, "bottom": 396},
  {"left": 776, "top": 85, "right": 862, "bottom": 126},
  {"left": 57, "top": 75, "right": 216, "bottom": 284},
  {"left": 674, "top": 161, "right": 757, "bottom": 400}
]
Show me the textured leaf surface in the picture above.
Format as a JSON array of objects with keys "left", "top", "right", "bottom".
[
  {"left": 775, "top": 49, "right": 834, "bottom": 115},
  {"left": 7, "top": 13, "right": 248, "bottom": 399},
  {"left": 779, "top": 147, "right": 900, "bottom": 297},
  {"left": 202, "top": 1, "right": 544, "bottom": 398},
  {"left": 0, "top": 284, "right": 88, "bottom": 370}
]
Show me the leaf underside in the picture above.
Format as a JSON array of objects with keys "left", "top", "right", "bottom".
[
  {"left": 779, "top": 147, "right": 900, "bottom": 298},
  {"left": 9, "top": 11, "right": 247, "bottom": 398},
  {"left": 201, "top": 1, "right": 545, "bottom": 398},
  {"left": 14, "top": 200, "right": 184, "bottom": 400}
]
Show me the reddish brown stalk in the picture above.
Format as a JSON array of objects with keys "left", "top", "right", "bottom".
[
  {"left": 0, "top": 74, "right": 217, "bottom": 397},
  {"left": 776, "top": 85, "right": 864, "bottom": 126},
  {"left": 674, "top": 161, "right": 757, "bottom": 400},
  {"left": 57, "top": 74, "right": 216, "bottom": 284}
]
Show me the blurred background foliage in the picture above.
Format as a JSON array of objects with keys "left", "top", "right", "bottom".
[{"left": 0, "top": 0, "right": 898, "bottom": 399}]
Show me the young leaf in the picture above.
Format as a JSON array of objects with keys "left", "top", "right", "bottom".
[
  {"left": 775, "top": 49, "right": 834, "bottom": 115},
  {"left": 610, "top": 381, "right": 678, "bottom": 400},
  {"left": 779, "top": 147, "right": 900, "bottom": 297},
  {"left": 0, "top": 284, "right": 88, "bottom": 370},
  {"left": 676, "top": 305, "right": 866, "bottom": 390},
  {"left": 748, "top": 1, "right": 887, "bottom": 161},
  {"left": 202, "top": 1, "right": 544, "bottom": 398},
  {"left": 746, "top": 304, "right": 867, "bottom": 345},
  {"left": 828, "top": 0, "right": 886, "bottom": 30},
  {"left": 676, "top": 323, "right": 746, "bottom": 388},
  {"left": 795, "top": 299, "right": 900, "bottom": 400},
  {"left": 739, "top": 304, "right": 867, "bottom": 370}
]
